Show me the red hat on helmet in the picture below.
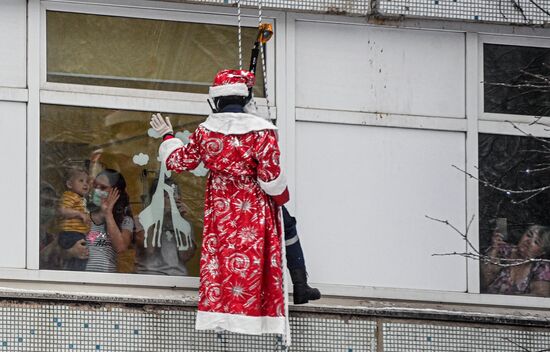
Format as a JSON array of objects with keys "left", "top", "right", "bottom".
[{"left": 209, "top": 69, "right": 256, "bottom": 98}]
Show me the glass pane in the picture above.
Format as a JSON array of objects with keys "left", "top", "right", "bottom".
[
  {"left": 484, "top": 43, "right": 550, "bottom": 116},
  {"left": 39, "top": 104, "right": 206, "bottom": 276},
  {"left": 478, "top": 133, "right": 550, "bottom": 297},
  {"left": 46, "top": 11, "right": 266, "bottom": 97}
]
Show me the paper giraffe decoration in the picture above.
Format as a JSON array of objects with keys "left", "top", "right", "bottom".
[{"left": 138, "top": 161, "right": 193, "bottom": 250}]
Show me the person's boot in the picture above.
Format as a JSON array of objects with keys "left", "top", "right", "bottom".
[{"left": 289, "top": 267, "right": 321, "bottom": 304}]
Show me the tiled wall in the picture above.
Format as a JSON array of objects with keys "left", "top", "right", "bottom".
[
  {"left": 192, "top": 0, "right": 549, "bottom": 25},
  {"left": 0, "top": 300, "right": 548, "bottom": 351}
]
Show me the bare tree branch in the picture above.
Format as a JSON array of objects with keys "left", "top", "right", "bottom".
[
  {"left": 452, "top": 164, "right": 550, "bottom": 204},
  {"left": 527, "top": 0, "right": 550, "bottom": 17},
  {"left": 485, "top": 82, "right": 550, "bottom": 89},
  {"left": 501, "top": 337, "right": 532, "bottom": 352},
  {"left": 427, "top": 215, "right": 550, "bottom": 266},
  {"left": 510, "top": 0, "right": 529, "bottom": 21}
]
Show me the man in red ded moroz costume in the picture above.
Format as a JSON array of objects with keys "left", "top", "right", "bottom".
[{"left": 150, "top": 69, "right": 290, "bottom": 338}]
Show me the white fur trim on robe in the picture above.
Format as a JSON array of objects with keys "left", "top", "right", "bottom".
[
  {"left": 195, "top": 311, "right": 286, "bottom": 335},
  {"left": 159, "top": 138, "right": 184, "bottom": 163},
  {"left": 200, "top": 113, "right": 277, "bottom": 135},
  {"left": 258, "top": 171, "right": 287, "bottom": 196},
  {"left": 209, "top": 83, "right": 249, "bottom": 98}
]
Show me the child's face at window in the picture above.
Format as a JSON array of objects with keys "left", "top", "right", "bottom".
[{"left": 67, "top": 171, "right": 90, "bottom": 197}]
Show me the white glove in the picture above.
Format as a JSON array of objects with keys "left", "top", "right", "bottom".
[{"left": 150, "top": 113, "right": 173, "bottom": 137}]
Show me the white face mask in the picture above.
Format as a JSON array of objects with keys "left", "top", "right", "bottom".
[{"left": 91, "top": 188, "right": 108, "bottom": 206}]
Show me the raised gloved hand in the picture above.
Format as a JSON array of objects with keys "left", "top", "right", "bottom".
[{"left": 150, "top": 113, "right": 173, "bottom": 137}]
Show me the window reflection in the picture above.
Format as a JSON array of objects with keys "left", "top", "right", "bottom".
[
  {"left": 478, "top": 133, "right": 550, "bottom": 297},
  {"left": 46, "top": 11, "right": 265, "bottom": 97},
  {"left": 39, "top": 104, "right": 206, "bottom": 276},
  {"left": 484, "top": 43, "right": 550, "bottom": 117}
]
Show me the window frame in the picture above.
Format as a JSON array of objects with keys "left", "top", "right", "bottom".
[
  {"left": 469, "top": 33, "right": 550, "bottom": 302},
  {"left": 40, "top": 1, "right": 277, "bottom": 106},
  {"left": 24, "top": 0, "right": 282, "bottom": 288},
  {"left": 479, "top": 34, "right": 550, "bottom": 125}
]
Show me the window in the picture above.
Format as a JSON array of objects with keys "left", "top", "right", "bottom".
[
  {"left": 37, "top": 6, "right": 275, "bottom": 280},
  {"left": 46, "top": 11, "right": 265, "bottom": 97},
  {"left": 39, "top": 105, "right": 206, "bottom": 275},
  {"left": 478, "top": 133, "right": 550, "bottom": 298},
  {"left": 484, "top": 43, "right": 550, "bottom": 117}
]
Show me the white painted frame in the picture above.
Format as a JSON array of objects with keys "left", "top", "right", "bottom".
[
  {"left": 40, "top": 0, "right": 276, "bottom": 107},
  {"left": 479, "top": 34, "right": 550, "bottom": 125}
]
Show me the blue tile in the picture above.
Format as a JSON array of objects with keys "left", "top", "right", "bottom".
[
  {"left": 69, "top": 344, "right": 74, "bottom": 349},
  {"left": 114, "top": 324, "right": 119, "bottom": 330},
  {"left": 17, "top": 337, "right": 22, "bottom": 343},
  {"left": 427, "top": 336, "right": 432, "bottom": 342},
  {"left": 57, "top": 322, "right": 62, "bottom": 327},
  {"left": 96, "top": 345, "right": 101, "bottom": 350},
  {"left": 2, "top": 342, "right": 7, "bottom": 347},
  {"left": 30, "top": 329, "right": 35, "bottom": 335},
  {"left": 134, "top": 329, "right": 139, "bottom": 335},
  {"left": 83, "top": 323, "right": 89, "bottom": 328},
  {"left": 53, "top": 318, "right": 58, "bottom": 323}
]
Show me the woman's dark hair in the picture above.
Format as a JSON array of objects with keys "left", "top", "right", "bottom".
[{"left": 96, "top": 168, "right": 132, "bottom": 226}]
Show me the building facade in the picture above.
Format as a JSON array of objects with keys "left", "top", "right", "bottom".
[{"left": 0, "top": 0, "right": 549, "bottom": 350}]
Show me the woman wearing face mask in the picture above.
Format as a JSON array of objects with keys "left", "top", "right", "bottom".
[{"left": 85, "top": 169, "right": 134, "bottom": 273}]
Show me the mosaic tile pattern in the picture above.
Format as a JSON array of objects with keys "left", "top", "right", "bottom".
[
  {"left": 383, "top": 322, "right": 550, "bottom": 352},
  {"left": 191, "top": 0, "right": 549, "bottom": 25},
  {"left": 191, "top": 0, "right": 370, "bottom": 16},
  {"left": 1, "top": 299, "right": 549, "bottom": 351},
  {"left": 0, "top": 301, "right": 376, "bottom": 351},
  {"left": 377, "top": 0, "right": 550, "bottom": 25}
]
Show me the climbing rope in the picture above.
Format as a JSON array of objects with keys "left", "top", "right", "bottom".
[
  {"left": 235, "top": 0, "right": 272, "bottom": 121},
  {"left": 237, "top": 0, "right": 243, "bottom": 70},
  {"left": 257, "top": 0, "right": 272, "bottom": 121}
]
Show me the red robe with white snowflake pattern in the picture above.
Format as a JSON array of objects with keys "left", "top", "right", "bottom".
[{"left": 158, "top": 112, "right": 289, "bottom": 336}]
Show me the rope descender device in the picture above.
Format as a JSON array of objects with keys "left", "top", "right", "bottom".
[
  {"left": 249, "top": 23, "right": 273, "bottom": 74},
  {"left": 257, "top": 23, "right": 273, "bottom": 44}
]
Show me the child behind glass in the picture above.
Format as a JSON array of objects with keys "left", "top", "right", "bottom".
[{"left": 57, "top": 167, "right": 90, "bottom": 270}]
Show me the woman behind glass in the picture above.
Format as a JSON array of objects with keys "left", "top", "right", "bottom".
[
  {"left": 86, "top": 169, "right": 134, "bottom": 273},
  {"left": 481, "top": 224, "right": 550, "bottom": 297}
]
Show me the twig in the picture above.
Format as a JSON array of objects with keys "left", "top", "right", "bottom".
[
  {"left": 453, "top": 164, "right": 550, "bottom": 198},
  {"left": 425, "top": 215, "right": 480, "bottom": 256},
  {"left": 501, "top": 337, "right": 531, "bottom": 352},
  {"left": 527, "top": 0, "right": 550, "bottom": 16},
  {"left": 485, "top": 82, "right": 550, "bottom": 89},
  {"left": 428, "top": 215, "right": 550, "bottom": 267},
  {"left": 510, "top": 0, "right": 528, "bottom": 21}
]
